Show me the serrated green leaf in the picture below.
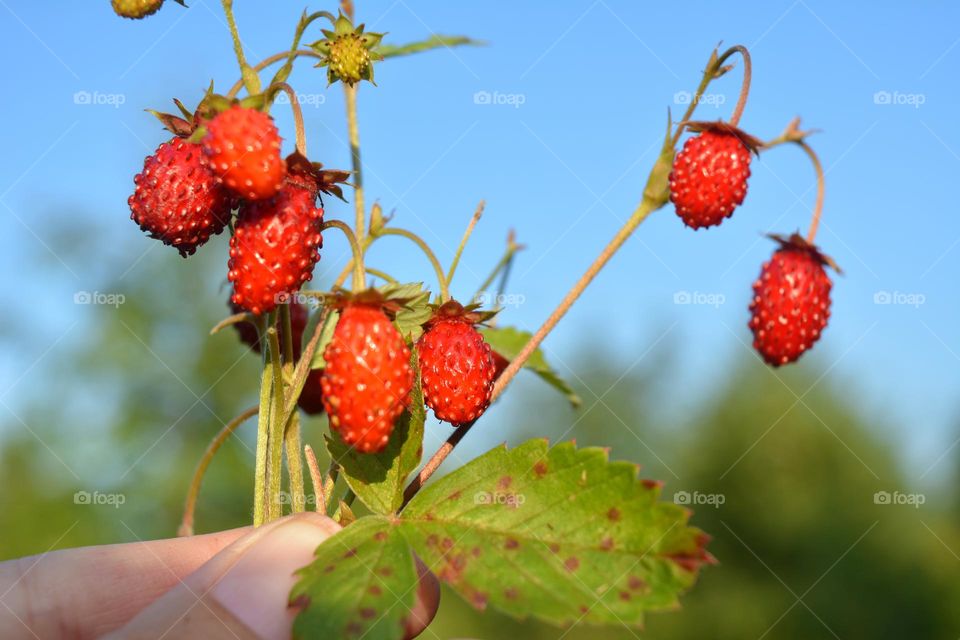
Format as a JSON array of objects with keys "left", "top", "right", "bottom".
[
  {"left": 377, "top": 282, "right": 432, "bottom": 342},
  {"left": 325, "top": 352, "right": 425, "bottom": 514},
  {"left": 481, "top": 327, "right": 582, "bottom": 407},
  {"left": 399, "top": 440, "right": 711, "bottom": 627},
  {"left": 291, "top": 516, "right": 417, "bottom": 640},
  {"left": 377, "top": 35, "right": 484, "bottom": 59},
  {"left": 309, "top": 310, "right": 340, "bottom": 370}
]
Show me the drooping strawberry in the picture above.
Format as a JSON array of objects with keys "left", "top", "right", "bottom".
[
  {"left": 669, "top": 122, "right": 758, "bottom": 230},
  {"left": 202, "top": 105, "right": 286, "bottom": 200},
  {"left": 749, "top": 234, "right": 835, "bottom": 367},
  {"left": 128, "top": 138, "right": 233, "bottom": 257},
  {"left": 417, "top": 301, "right": 497, "bottom": 426},
  {"left": 320, "top": 295, "right": 414, "bottom": 453},
  {"left": 227, "top": 170, "right": 323, "bottom": 315}
]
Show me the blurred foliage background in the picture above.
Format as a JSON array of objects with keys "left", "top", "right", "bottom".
[{"left": 1, "top": 224, "right": 958, "bottom": 640}]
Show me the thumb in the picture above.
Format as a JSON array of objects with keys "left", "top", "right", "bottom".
[{"left": 107, "top": 512, "right": 438, "bottom": 639}]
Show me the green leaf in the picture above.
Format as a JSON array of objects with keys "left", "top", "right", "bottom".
[
  {"left": 377, "top": 35, "right": 484, "bottom": 59},
  {"left": 291, "top": 516, "right": 417, "bottom": 640},
  {"left": 325, "top": 352, "right": 425, "bottom": 515},
  {"left": 378, "top": 282, "right": 432, "bottom": 342},
  {"left": 481, "top": 327, "right": 581, "bottom": 408},
  {"left": 399, "top": 440, "right": 711, "bottom": 627},
  {"left": 308, "top": 310, "right": 340, "bottom": 370}
]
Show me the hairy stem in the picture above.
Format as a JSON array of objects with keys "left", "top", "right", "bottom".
[
  {"left": 798, "top": 140, "right": 825, "bottom": 243},
  {"left": 378, "top": 227, "right": 449, "bottom": 300},
  {"left": 227, "top": 50, "right": 322, "bottom": 100},
  {"left": 179, "top": 405, "right": 258, "bottom": 536},
  {"left": 322, "top": 220, "right": 367, "bottom": 290},
  {"left": 253, "top": 316, "right": 274, "bottom": 526},
  {"left": 344, "top": 84, "right": 366, "bottom": 248},
  {"left": 220, "top": 0, "right": 260, "bottom": 95},
  {"left": 268, "top": 82, "right": 307, "bottom": 156},
  {"left": 446, "top": 201, "right": 485, "bottom": 287},
  {"left": 266, "top": 323, "right": 286, "bottom": 521},
  {"left": 304, "top": 444, "right": 324, "bottom": 513}
]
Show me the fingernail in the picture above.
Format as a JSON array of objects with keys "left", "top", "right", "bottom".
[{"left": 210, "top": 513, "right": 338, "bottom": 640}]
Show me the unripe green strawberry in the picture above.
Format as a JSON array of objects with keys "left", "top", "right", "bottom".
[{"left": 311, "top": 13, "right": 384, "bottom": 86}]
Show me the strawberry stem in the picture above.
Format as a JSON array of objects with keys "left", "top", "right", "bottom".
[
  {"left": 267, "top": 82, "right": 307, "bottom": 155},
  {"left": 304, "top": 444, "right": 325, "bottom": 513},
  {"left": 226, "top": 50, "right": 322, "bottom": 100},
  {"left": 344, "top": 84, "right": 367, "bottom": 250},
  {"left": 671, "top": 44, "right": 752, "bottom": 146},
  {"left": 220, "top": 0, "right": 260, "bottom": 95},
  {"left": 253, "top": 314, "right": 275, "bottom": 526},
  {"left": 280, "top": 303, "right": 306, "bottom": 513},
  {"left": 266, "top": 322, "right": 286, "bottom": 522},
  {"left": 179, "top": 405, "right": 258, "bottom": 536},
  {"left": 472, "top": 230, "right": 522, "bottom": 303},
  {"left": 446, "top": 200, "right": 485, "bottom": 287},
  {"left": 322, "top": 220, "right": 367, "bottom": 290},
  {"left": 798, "top": 140, "right": 825, "bottom": 243},
  {"left": 378, "top": 227, "right": 450, "bottom": 300}
]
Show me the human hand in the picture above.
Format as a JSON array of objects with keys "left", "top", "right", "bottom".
[{"left": 0, "top": 512, "right": 439, "bottom": 639}]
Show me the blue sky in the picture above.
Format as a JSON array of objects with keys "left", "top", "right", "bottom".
[{"left": 1, "top": 1, "right": 958, "bottom": 484}]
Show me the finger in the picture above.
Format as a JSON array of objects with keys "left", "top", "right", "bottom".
[
  {"left": 109, "top": 512, "right": 439, "bottom": 640},
  {"left": 0, "top": 524, "right": 253, "bottom": 639}
]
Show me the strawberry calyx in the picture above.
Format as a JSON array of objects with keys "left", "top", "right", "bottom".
[
  {"left": 766, "top": 232, "right": 842, "bottom": 274},
  {"left": 681, "top": 120, "right": 764, "bottom": 155},
  {"left": 424, "top": 300, "right": 498, "bottom": 327},
  {"left": 285, "top": 152, "right": 351, "bottom": 202}
]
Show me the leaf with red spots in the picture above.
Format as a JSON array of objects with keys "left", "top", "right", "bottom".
[
  {"left": 481, "top": 327, "right": 581, "bottom": 408},
  {"left": 397, "top": 440, "right": 712, "bottom": 627},
  {"left": 291, "top": 517, "right": 417, "bottom": 640},
  {"left": 325, "top": 352, "right": 426, "bottom": 514}
]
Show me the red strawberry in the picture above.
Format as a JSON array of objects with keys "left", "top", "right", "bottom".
[
  {"left": 669, "top": 125, "right": 754, "bottom": 229},
  {"left": 227, "top": 173, "right": 323, "bottom": 315},
  {"left": 417, "top": 302, "right": 496, "bottom": 425},
  {"left": 203, "top": 105, "right": 286, "bottom": 200},
  {"left": 321, "top": 300, "right": 414, "bottom": 453},
  {"left": 128, "top": 138, "right": 232, "bottom": 257},
  {"left": 749, "top": 235, "right": 834, "bottom": 367}
]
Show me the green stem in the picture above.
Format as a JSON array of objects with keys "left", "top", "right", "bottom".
[
  {"left": 344, "top": 84, "right": 366, "bottom": 249},
  {"left": 266, "top": 320, "right": 285, "bottom": 522},
  {"left": 253, "top": 317, "right": 273, "bottom": 526},
  {"left": 365, "top": 266, "right": 397, "bottom": 283},
  {"left": 227, "top": 50, "right": 322, "bottom": 100},
  {"left": 446, "top": 201, "right": 485, "bottom": 287},
  {"left": 379, "top": 227, "right": 449, "bottom": 300},
  {"left": 180, "top": 405, "right": 258, "bottom": 536},
  {"left": 284, "top": 411, "right": 306, "bottom": 513},
  {"left": 672, "top": 45, "right": 751, "bottom": 145},
  {"left": 322, "top": 220, "right": 366, "bottom": 290},
  {"left": 266, "top": 83, "right": 307, "bottom": 155},
  {"left": 220, "top": 0, "right": 260, "bottom": 95},
  {"left": 473, "top": 233, "right": 520, "bottom": 302}
]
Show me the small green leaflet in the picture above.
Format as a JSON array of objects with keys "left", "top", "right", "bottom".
[
  {"left": 378, "top": 282, "right": 432, "bottom": 342},
  {"left": 398, "top": 440, "right": 711, "bottom": 627},
  {"left": 291, "top": 517, "right": 417, "bottom": 640},
  {"left": 325, "top": 352, "right": 425, "bottom": 515},
  {"left": 481, "top": 326, "right": 582, "bottom": 407},
  {"left": 376, "top": 35, "right": 484, "bottom": 59}
]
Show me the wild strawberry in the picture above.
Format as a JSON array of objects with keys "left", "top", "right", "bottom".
[
  {"left": 202, "top": 106, "right": 286, "bottom": 200},
  {"left": 128, "top": 138, "right": 232, "bottom": 257},
  {"left": 749, "top": 234, "right": 834, "bottom": 367},
  {"left": 112, "top": 0, "right": 163, "bottom": 19},
  {"left": 669, "top": 124, "right": 756, "bottom": 229},
  {"left": 417, "top": 302, "right": 497, "bottom": 425},
  {"left": 227, "top": 172, "right": 323, "bottom": 315},
  {"left": 312, "top": 13, "right": 384, "bottom": 86},
  {"left": 321, "top": 299, "right": 413, "bottom": 453}
]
